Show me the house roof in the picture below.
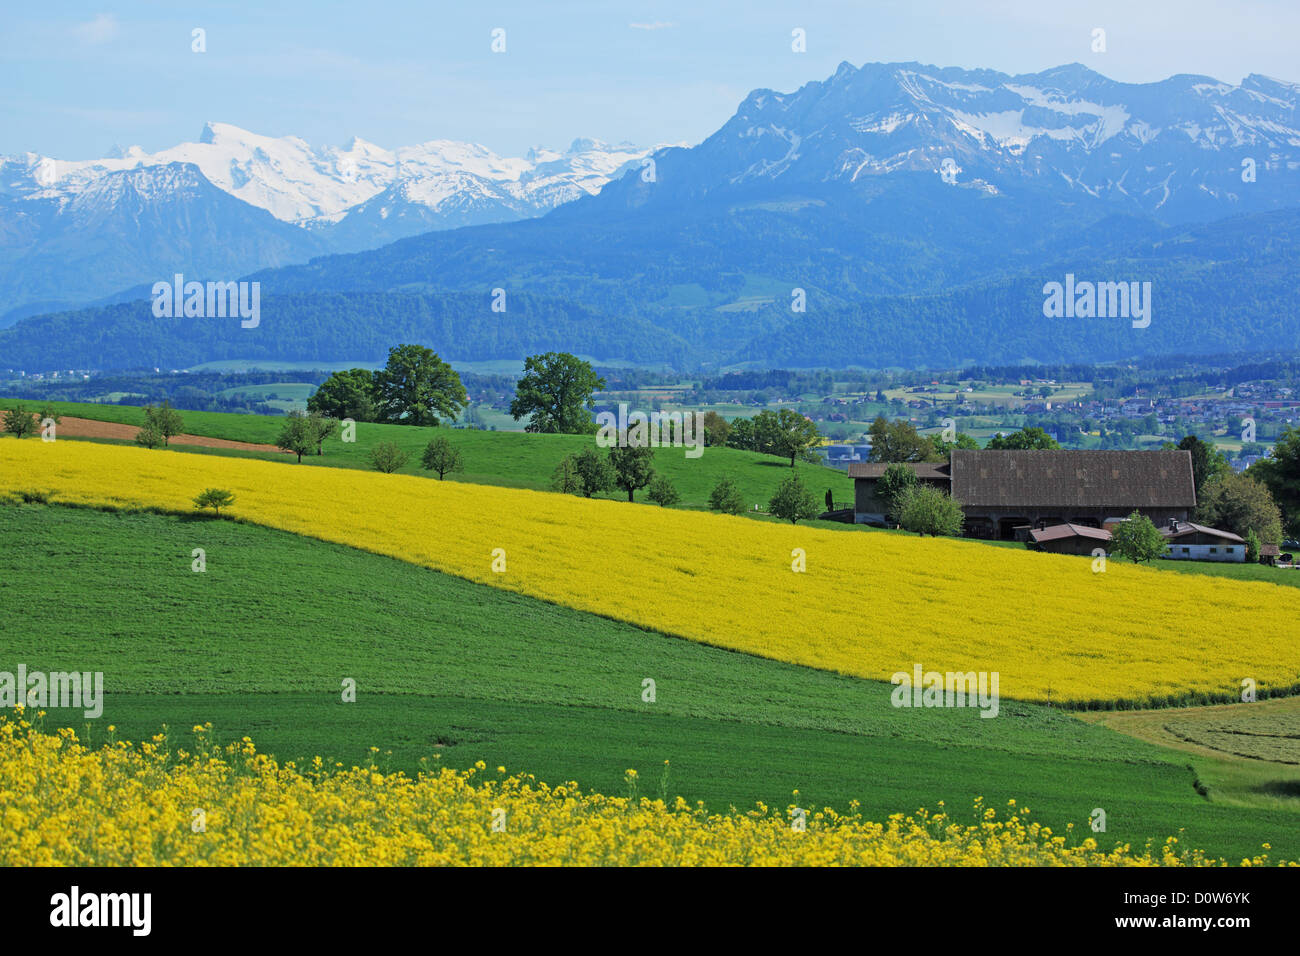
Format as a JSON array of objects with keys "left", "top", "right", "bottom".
[
  {"left": 947, "top": 449, "right": 1197, "bottom": 509},
  {"left": 1160, "top": 521, "right": 1245, "bottom": 543},
  {"left": 1260, "top": 544, "right": 1281, "bottom": 556},
  {"left": 1030, "top": 523, "right": 1113, "bottom": 544},
  {"left": 846, "top": 461, "right": 951, "bottom": 480}
]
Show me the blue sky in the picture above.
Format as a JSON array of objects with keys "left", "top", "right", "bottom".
[{"left": 3, "top": 1, "right": 1297, "bottom": 158}]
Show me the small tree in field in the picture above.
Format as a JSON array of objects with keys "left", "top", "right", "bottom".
[
  {"left": 551, "top": 455, "right": 582, "bottom": 495},
  {"left": 134, "top": 424, "right": 165, "bottom": 448},
  {"left": 143, "top": 401, "right": 184, "bottom": 447},
  {"left": 421, "top": 436, "right": 465, "bottom": 480},
  {"left": 897, "top": 484, "right": 964, "bottom": 537},
  {"left": 572, "top": 446, "right": 615, "bottom": 498},
  {"left": 193, "top": 488, "right": 235, "bottom": 516},
  {"left": 709, "top": 476, "right": 746, "bottom": 515},
  {"left": 609, "top": 444, "right": 655, "bottom": 502},
  {"left": 768, "top": 472, "right": 820, "bottom": 524},
  {"left": 276, "top": 412, "right": 315, "bottom": 463},
  {"left": 369, "top": 441, "right": 409, "bottom": 473},
  {"left": 307, "top": 411, "right": 338, "bottom": 456},
  {"left": 1246, "top": 528, "right": 1261, "bottom": 563},
  {"left": 1110, "top": 511, "right": 1168, "bottom": 563},
  {"left": 2, "top": 404, "right": 39, "bottom": 439},
  {"left": 647, "top": 475, "right": 680, "bottom": 507},
  {"left": 877, "top": 463, "right": 918, "bottom": 521}
]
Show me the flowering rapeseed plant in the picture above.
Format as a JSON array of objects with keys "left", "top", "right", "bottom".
[{"left": 2, "top": 716, "right": 1285, "bottom": 867}]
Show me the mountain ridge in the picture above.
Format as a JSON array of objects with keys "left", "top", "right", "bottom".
[{"left": 3, "top": 60, "right": 1298, "bottom": 369}]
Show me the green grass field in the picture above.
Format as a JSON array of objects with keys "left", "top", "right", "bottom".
[
  {"left": 216, "top": 382, "right": 315, "bottom": 412},
  {"left": 4, "top": 502, "right": 1298, "bottom": 861},
  {"left": 7, "top": 399, "right": 857, "bottom": 510}
]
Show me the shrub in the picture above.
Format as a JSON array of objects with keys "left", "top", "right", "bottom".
[
  {"left": 369, "top": 441, "right": 409, "bottom": 474},
  {"left": 708, "top": 477, "right": 746, "bottom": 515},
  {"left": 193, "top": 488, "right": 235, "bottom": 516},
  {"left": 877, "top": 464, "right": 919, "bottom": 521},
  {"left": 572, "top": 447, "right": 614, "bottom": 498},
  {"left": 551, "top": 456, "right": 582, "bottom": 495},
  {"left": 421, "top": 436, "right": 465, "bottom": 480},
  {"left": 134, "top": 425, "right": 165, "bottom": 449},
  {"left": 1110, "top": 511, "right": 1168, "bottom": 563},
  {"left": 768, "top": 473, "right": 819, "bottom": 524},
  {"left": 897, "top": 485, "right": 965, "bottom": 537},
  {"left": 2, "top": 405, "right": 39, "bottom": 439},
  {"left": 646, "top": 475, "right": 680, "bottom": 507},
  {"left": 142, "top": 402, "right": 184, "bottom": 447}
]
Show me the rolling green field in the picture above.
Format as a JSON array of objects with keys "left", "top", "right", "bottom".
[
  {"left": 6, "top": 399, "right": 857, "bottom": 510},
  {"left": 216, "top": 382, "right": 315, "bottom": 412},
  {"left": 4, "top": 502, "right": 1298, "bottom": 861}
]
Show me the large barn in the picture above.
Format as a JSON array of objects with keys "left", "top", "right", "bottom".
[{"left": 848, "top": 449, "right": 1197, "bottom": 539}]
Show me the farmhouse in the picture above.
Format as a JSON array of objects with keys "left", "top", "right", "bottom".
[
  {"left": 849, "top": 449, "right": 1196, "bottom": 539},
  {"left": 1027, "top": 523, "right": 1113, "bottom": 555},
  {"left": 1160, "top": 519, "right": 1246, "bottom": 563}
]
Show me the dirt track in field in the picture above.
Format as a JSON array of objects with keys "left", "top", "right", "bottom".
[{"left": 54, "top": 416, "right": 290, "bottom": 454}]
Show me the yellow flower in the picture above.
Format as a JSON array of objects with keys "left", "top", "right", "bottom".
[{"left": 1, "top": 716, "right": 1277, "bottom": 868}]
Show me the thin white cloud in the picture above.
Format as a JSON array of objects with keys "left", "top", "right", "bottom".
[
  {"left": 630, "top": 21, "right": 675, "bottom": 31},
  {"left": 73, "top": 14, "right": 120, "bottom": 45}
]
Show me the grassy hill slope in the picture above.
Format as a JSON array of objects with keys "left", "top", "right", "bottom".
[
  {"left": 5, "top": 502, "right": 1297, "bottom": 861},
  {"left": 6, "top": 439, "right": 1298, "bottom": 706},
  {"left": 6, "top": 399, "right": 854, "bottom": 509}
]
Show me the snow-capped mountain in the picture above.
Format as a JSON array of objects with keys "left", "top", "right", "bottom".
[
  {"left": 0, "top": 162, "right": 325, "bottom": 323},
  {"left": 604, "top": 61, "right": 1300, "bottom": 222},
  {"left": 1, "top": 123, "right": 654, "bottom": 226},
  {"left": 0, "top": 125, "right": 657, "bottom": 320}
]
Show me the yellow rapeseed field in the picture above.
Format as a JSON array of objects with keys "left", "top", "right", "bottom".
[
  {"left": 2, "top": 716, "right": 1283, "bottom": 866},
  {"left": 3, "top": 439, "right": 1298, "bottom": 705}
]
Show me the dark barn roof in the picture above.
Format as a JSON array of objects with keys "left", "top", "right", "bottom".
[
  {"left": 947, "top": 449, "right": 1197, "bottom": 509},
  {"left": 846, "top": 461, "right": 951, "bottom": 480}
]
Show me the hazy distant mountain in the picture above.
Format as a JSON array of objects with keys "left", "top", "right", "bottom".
[
  {"left": 0, "top": 163, "right": 324, "bottom": 323},
  {"left": 0, "top": 124, "right": 657, "bottom": 319}
]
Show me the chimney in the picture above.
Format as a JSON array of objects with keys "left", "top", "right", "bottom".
[{"left": 1168, "top": 517, "right": 1178, "bottom": 530}]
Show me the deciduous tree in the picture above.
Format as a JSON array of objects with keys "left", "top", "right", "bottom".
[
  {"left": 1197, "top": 472, "right": 1283, "bottom": 545},
  {"left": 1248, "top": 426, "right": 1300, "bottom": 537},
  {"left": 143, "top": 402, "right": 184, "bottom": 446},
  {"left": 193, "top": 488, "right": 235, "bottom": 516},
  {"left": 708, "top": 476, "right": 746, "bottom": 515},
  {"left": 572, "top": 446, "right": 615, "bottom": 498},
  {"left": 2, "top": 404, "right": 39, "bottom": 439},
  {"left": 647, "top": 475, "right": 680, "bottom": 507},
  {"left": 1110, "top": 511, "right": 1168, "bottom": 563},
  {"left": 768, "top": 473, "right": 819, "bottom": 524},
  {"left": 509, "top": 352, "right": 606, "bottom": 434},
  {"left": 369, "top": 441, "right": 409, "bottom": 473},
  {"left": 373, "top": 344, "right": 467, "bottom": 426},
  {"left": 421, "top": 436, "right": 465, "bottom": 480},
  {"left": 276, "top": 411, "right": 316, "bottom": 463},
  {"left": 609, "top": 444, "right": 655, "bottom": 502},
  {"left": 877, "top": 463, "right": 919, "bottom": 521},
  {"left": 985, "top": 427, "right": 1059, "bottom": 450},
  {"left": 897, "top": 485, "right": 965, "bottom": 537},
  {"left": 308, "top": 368, "right": 378, "bottom": 421}
]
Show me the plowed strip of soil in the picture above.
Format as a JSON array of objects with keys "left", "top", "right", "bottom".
[{"left": 55, "top": 416, "right": 289, "bottom": 454}]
